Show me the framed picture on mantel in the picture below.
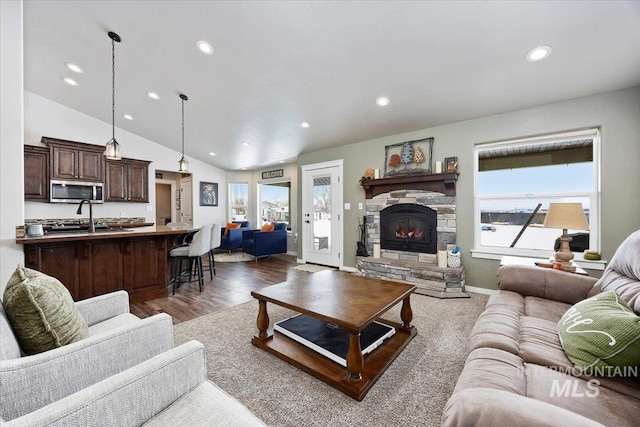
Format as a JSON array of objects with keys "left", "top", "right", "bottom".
[
  {"left": 383, "top": 137, "right": 434, "bottom": 177},
  {"left": 199, "top": 181, "right": 218, "bottom": 206},
  {"left": 444, "top": 156, "right": 458, "bottom": 173}
]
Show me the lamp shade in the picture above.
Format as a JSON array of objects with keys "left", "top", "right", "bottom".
[{"left": 543, "top": 203, "right": 589, "bottom": 230}]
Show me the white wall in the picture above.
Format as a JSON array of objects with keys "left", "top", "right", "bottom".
[
  {"left": 1, "top": 0, "right": 25, "bottom": 291},
  {"left": 24, "top": 91, "right": 227, "bottom": 227}
]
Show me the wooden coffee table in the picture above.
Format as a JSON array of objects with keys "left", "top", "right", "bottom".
[{"left": 251, "top": 270, "right": 417, "bottom": 401}]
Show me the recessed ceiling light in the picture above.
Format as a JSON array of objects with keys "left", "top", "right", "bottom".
[
  {"left": 123, "top": 114, "right": 134, "bottom": 120},
  {"left": 526, "top": 46, "right": 552, "bottom": 62},
  {"left": 62, "top": 77, "right": 78, "bottom": 86},
  {"left": 147, "top": 91, "right": 160, "bottom": 100},
  {"left": 208, "top": 152, "right": 216, "bottom": 156},
  {"left": 242, "top": 141, "right": 250, "bottom": 147},
  {"left": 65, "top": 63, "right": 83, "bottom": 73},
  {"left": 376, "top": 96, "right": 390, "bottom": 106},
  {"left": 279, "top": 160, "right": 285, "bottom": 163},
  {"left": 196, "top": 40, "right": 214, "bottom": 55},
  {"left": 300, "top": 122, "right": 310, "bottom": 128}
]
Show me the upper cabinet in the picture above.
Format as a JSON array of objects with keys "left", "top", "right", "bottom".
[
  {"left": 43, "top": 137, "right": 104, "bottom": 182},
  {"left": 24, "top": 145, "right": 49, "bottom": 200},
  {"left": 105, "top": 158, "right": 151, "bottom": 203},
  {"left": 26, "top": 137, "right": 151, "bottom": 204}
]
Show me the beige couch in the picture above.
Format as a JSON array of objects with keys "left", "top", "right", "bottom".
[{"left": 442, "top": 230, "right": 640, "bottom": 427}]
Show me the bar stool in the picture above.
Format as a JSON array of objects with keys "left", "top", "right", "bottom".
[
  {"left": 169, "top": 224, "right": 212, "bottom": 295},
  {"left": 203, "top": 223, "right": 221, "bottom": 280}
]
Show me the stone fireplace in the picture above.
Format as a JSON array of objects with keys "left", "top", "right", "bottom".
[{"left": 357, "top": 173, "right": 467, "bottom": 298}]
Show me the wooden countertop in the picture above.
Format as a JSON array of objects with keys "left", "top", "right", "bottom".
[{"left": 16, "top": 225, "right": 193, "bottom": 244}]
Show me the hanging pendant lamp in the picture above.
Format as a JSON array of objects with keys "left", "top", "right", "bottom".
[
  {"left": 178, "top": 94, "right": 189, "bottom": 172},
  {"left": 104, "top": 31, "right": 122, "bottom": 160}
]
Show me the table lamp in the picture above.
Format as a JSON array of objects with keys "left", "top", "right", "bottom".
[{"left": 543, "top": 203, "right": 589, "bottom": 270}]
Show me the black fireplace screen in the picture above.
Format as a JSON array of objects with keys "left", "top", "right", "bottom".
[{"left": 380, "top": 204, "right": 437, "bottom": 253}]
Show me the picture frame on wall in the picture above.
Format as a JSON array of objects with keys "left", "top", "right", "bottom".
[
  {"left": 383, "top": 137, "right": 434, "bottom": 177},
  {"left": 199, "top": 181, "right": 218, "bottom": 206},
  {"left": 444, "top": 156, "right": 458, "bottom": 173}
]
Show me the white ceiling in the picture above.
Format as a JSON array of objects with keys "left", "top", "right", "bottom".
[{"left": 23, "top": 1, "right": 640, "bottom": 171}]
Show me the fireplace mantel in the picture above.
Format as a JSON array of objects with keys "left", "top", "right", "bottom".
[{"left": 361, "top": 172, "right": 457, "bottom": 199}]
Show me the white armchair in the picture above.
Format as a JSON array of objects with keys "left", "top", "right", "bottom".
[
  {"left": 0, "top": 290, "right": 174, "bottom": 423},
  {"left": 4, "top": 341, "right": 266, "bottom": 426}
]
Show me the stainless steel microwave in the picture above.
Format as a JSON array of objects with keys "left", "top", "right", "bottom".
[{"left": 50, "top": 180, "right": 104, "bottom": 203}]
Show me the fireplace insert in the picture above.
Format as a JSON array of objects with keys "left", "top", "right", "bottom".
[{"left": 380, "top": 203, "right": 437, "bottom": 253}]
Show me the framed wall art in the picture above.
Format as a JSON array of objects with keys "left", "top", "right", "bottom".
[
  {"left": 383, "top": 137, "right": 434, "bottom": 177},
  {"left": 199, "top": 181, "right": 218, "bottom": 206},
  {"left": 444, "top": 156, "right": 458, "bottom": 173}
]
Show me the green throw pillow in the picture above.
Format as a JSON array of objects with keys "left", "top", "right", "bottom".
[
  {"left": 558, "top": 290, "right": 640, "bottom": 374},
  {"left": 3, "top": 264, "right": 88, "bottom": 355}
]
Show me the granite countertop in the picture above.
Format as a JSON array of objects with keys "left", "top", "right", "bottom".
[{"left": 16, "top": 225, "right": 193, "bottom": 244}]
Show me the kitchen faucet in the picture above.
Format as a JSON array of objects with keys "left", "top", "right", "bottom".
[{"left": 76, "top": 199, "right": 95, "bottom": 233}]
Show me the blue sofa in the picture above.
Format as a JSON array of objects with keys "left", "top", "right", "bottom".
[
  {"left": 241, "top": 223, "right": 287, "bottom": 261},
  {"left": 219, "top": 221, "right": 250, "bottom": 252}
]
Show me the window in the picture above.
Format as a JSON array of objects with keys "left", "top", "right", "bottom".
[
  {"left": 474, "top": 128, "right": 600, "bottom": 258},
  {"left": 259, "top": 180, "right": 290, "bottom": 229},
  {"left": 229, "top": 182, "right": 248, "bottom": 221}
]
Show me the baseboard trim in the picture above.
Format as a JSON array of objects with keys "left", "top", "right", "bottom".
[
  {"left": 297, "top": 258, "right": 305, "bottom": 264},
  {"left": 464, "top": 285, "right": 498, "bottom": 296},
  {"left": 340, "top": 266, "right": 357, "bottom": 273}
]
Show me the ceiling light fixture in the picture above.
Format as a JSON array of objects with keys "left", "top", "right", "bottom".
[
  {"left": 242, "top": 141, "right": 250, "bottom": 147},
  {"left": 196, "top": 40, "right": 214, "bottom": 55},
  {"left": 208, "top": 152, "right": 216, "bottom": 156},
  {"left": 62, "top": 77, "right": 78, "bottom": 86},
  {"left": 178, "top": 94, "right": 189, "bottom": 172},
  {"left": 147, "top": 91, "right": 160, "bottom": 100},
  {"left": 300, "top": 122, "right": 310, "bottom": 128},
  {"left": 526, "top": 45, "right": 552, "bottom": 62},
  {"left": 376, "top": 96, "right": 390, "bottom": 106},
  {"left": 279, "top": 160, "right": 285, "bottom": 163},
  {"left": 104, "top": 31, "right": 122, "bottom": 160},
  {"left": 65, "top": 63, "right": 83, "bottom": 73}
]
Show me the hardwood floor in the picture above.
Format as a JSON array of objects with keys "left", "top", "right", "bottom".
[{"left": 130, "top": 253, "right": 303, "bottom": 324}]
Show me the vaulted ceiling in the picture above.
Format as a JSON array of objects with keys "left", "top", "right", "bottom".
[{"left": 23, "top": 1, "right": 640, "bottom": 171}]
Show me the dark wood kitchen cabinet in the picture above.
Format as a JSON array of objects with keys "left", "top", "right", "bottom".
[
  {"left": 43, "top": 137, "right": 104, "bottom": 182},
  {"left": 20, "top": 231, "right": 179, "bottom": 303},
  {"left": 24, "top": 145, "right": 49, "bottom": 200},
  {"left": 105, "top": 158, "right": 150, "bottom": 203}
]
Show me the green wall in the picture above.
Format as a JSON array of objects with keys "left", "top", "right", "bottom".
[{"left": 297, "top": 86, "right": 640, "bottom": 290}]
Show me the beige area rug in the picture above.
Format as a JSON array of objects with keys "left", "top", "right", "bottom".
[
  {"left": 173, "top": 292, "right": 489, "bottom": 427},
  {"left": 214, "top": 252, "right": 255, "bottom": 262},
  {"left": 291, "top": 263, "right": 337, "bottom": 273}
]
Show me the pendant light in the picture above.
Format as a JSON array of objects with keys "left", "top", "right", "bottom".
[
  {"left": 178, "top": 94, "right": 189, "bottom": 172},
  {"left": 104, "top": 31, "right": 122, "bottom": 160}
]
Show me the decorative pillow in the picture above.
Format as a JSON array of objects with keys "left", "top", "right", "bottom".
[
  {"left": 224, "top": 222, "right": 241, "bottom": 236},
  {"left": 261, "top": 223, "right": 274, "bottom": 232},
  {"left": 3, "top": 264, "right": 88, "bottom": 355},
  {"left": 558, "top": 290, "right": 640, "bottom": 374},
  {"left": 274, "top": 222, "right": 287, "bottom": 231}
]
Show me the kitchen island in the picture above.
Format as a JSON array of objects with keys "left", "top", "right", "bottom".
[{"left": 16, "top": 225, "right": 192, "bottom": 303}]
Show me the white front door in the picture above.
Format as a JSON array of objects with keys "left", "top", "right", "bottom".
[{"left": 301, "top": 160, "right": 343, "bottom": 268}]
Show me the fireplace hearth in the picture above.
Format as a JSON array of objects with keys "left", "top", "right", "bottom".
[{"left": 380, "top": 204, "right": 437, "bottom": 254}]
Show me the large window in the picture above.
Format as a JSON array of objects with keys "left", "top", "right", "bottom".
[
  {"left": 259, "top": 180, "right": 290, "bottom": 229},
  {"left": 474, "top": 128, "right": 600, "bottom": 258},
  {"left": 229, "top": 182, "right": 249, "bottom": 221}
]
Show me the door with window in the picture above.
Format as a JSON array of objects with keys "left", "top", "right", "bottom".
[{"left": 301, "top": 160, "right": 343, "bottom": 267}]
